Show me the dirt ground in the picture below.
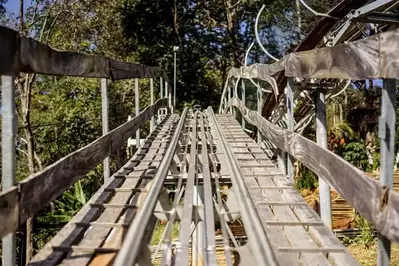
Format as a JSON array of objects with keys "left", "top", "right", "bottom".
[{"left": 347, "top": 241, "right": 399, "bottom": 265}]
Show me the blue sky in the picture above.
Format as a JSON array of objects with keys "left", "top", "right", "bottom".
[{"left": 5, "top": 0, "right": 30, "bottom": 14}]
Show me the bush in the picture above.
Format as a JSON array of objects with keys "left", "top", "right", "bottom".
[
  {"left": 343, "top": 141, "right": 370, "bottom": 171},
  {"left": 295, "top": 168, "right": 318, "bottom": 190}
]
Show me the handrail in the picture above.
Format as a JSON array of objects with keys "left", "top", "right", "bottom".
[
  {"left": 0, "top": 26, "right": 170, "bottom": 82},
  {"left": 227, "top": 97, "right": 399, "bottom": 244},
  {"left": 0, "top": 98, "right": 168, "bottom": 239},
  {"left": 219, "top": 28, "right": 399, "bottom": 114},
  {"left": 227, "top": 28, "right": 399, "bottom": 81}
]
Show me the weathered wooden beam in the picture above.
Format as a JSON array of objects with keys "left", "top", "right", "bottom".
[
  {"left": 226, "top": 28, "right": 399, "bottom": 81},
  {"left": 228, "top": 97, "right": 399, "bottom": 244},
  {"left": 0, "top": 188, "right": 19, "bottom": 245},
  {"left": 0, "top": 99, "right": 167, "bottom": 240},
  {"left": 0, "top": 26, "right": 171, "bottom": 82}
]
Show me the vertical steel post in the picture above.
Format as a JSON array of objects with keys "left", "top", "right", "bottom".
[
  {"left": 377, "top": 79, "right": 396, "bottom": 266},
  {"left": 165, "top": 81, "right": 169, "bottom": 115},
  {"left": 241, "top": 79, "right": 246, "bottom": 128},
  {"left": 135, "top": 78, "right": 140, "bottom": 149},
  {"left": 160, "top": 77, "right": 164, "bottom": 121},
  {"left": 160, "top": 77, "right": 164, "bottom": 99},
  {"left": 101, "top": 78, "right": 110, "bottom": 183},
  {"left": 1, "top": 75, "right": 17, "bottom": 266},
  {"left": 257, "top": 83, "right": 262, "bottom": 144},
  {"left": 232, "top": 80, "right": 238, "bottom": 118},
  {"left": 315, "top": 89, "right": 332, "bottom": 229},
  {"left": 150, "top": 78, "right": 155, "bottom": 132},
  {"left": 173, "top": 46, "right": 178, "bottom": 109},
  {"left": 277, "top": 152, "right": 286, "bottom": 176},
  {"left": 168, "top": 83, "right": 172, "bottom": 113},
  {"left": 227, "top": 86, "right": 231, "bottom": 114},
  {"left": 287, "top": 81, "right": 294, "bottom": 182}
]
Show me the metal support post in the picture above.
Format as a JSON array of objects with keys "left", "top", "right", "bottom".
[
  {"left": 192, "top": 186, "right": 204, "bottom": 266},
  {"left": 377, "top": 79, "right": 396, "bottom": 266},
  {"left": 257, "top": 83, "right": 263, "bottom": 144},
  {"left": 150, "top": 78, "right": 155, "bottom": 132},
  {"left": 276, "top": 152, "right": 286, "bottom": 176},
  {"left": 287, "top": 81, "right": 294, "bottom": 182},
  {"left": 227, "top": 86, "right": 231, "bottom": 114},
  {"left": 241, "top": 79, "right": 246, "bottom": 128},
  {"left": 173, "top": 46, "right": 179, "bottom": 109},
  {"left": 160, "top": 77, "right": 164, "bottom": 99},
  {"left": 233, "top": 79, "right": 239, "bottom": 118},
  {"left": 101, "top": 78, "right": 110, "bottom": 183},
  {"left": 135, "top": 78, "right": 140, "bottom": 149},
  {"left": 1, "top": 75, "right": 17, "bottom": 266},
  {"left": 315, "top": 89, "right": 332, "bottom": 229},
  {"left": 159, "top": 77, "right": 164, "bottom": 121},
  {"left": 165, "top": 81, "right": 169, "bottom": 115},
  {"left": 168, "top": 83, "right": 173, "bottom": 114}
]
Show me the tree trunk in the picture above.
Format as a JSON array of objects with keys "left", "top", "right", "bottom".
[
  {"left": 21, "top": 75, "right": 37, "bottom": 265},
  {"left": 223, "top": 0, "right": 241, "bottom": 67}
]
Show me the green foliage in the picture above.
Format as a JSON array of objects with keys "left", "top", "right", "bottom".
[
  {"left": 295, "top": 168, "right": 318, "bottom": 190},
  {"left": 1, "top": 0, "right": 350, "bottom": 261},
  {"left": 349, "top": 213, "right": 375, "bottom": 248},
  {"left": 0, "top": 0, "right": 6, "bottom": 16},
  {"left": 343, "top": 141, "right": 370, "bottom": 172}
]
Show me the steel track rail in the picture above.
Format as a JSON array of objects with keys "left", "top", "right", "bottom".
[
  {"left": 159, "top": 113, "right": 191, "bottom": 266},
  {"left": 199, "top": 113, "right": 218, "bottom": 265},
  {"left": 207, "top": 107, "right": 278, "bottom": 266},
  {"left": 174, "top": 111, "right": 199, "bottom": 265},
  {"left": 114, "top": 108, "right": 188, "bottom": 266}
]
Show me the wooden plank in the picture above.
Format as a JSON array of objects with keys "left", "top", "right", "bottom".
[
  {"left": 0, "top": 187, "right": 19, "bottom": 239},
  {"left": 16, "top": 99, "right": 166, "bottom": 227},
  {"left": 230, "top": 97, "right": 399, "bottom": 244},
  {"left": 28, "top": 115, "right": 174, "bottom": 266}
]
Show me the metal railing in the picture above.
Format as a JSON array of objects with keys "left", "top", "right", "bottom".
[
  {"left": 219, "top": 2, "right": 399, "bottom": 265},
  {"left": 0, "top": 25, "right": 175, "bottom": 265}
]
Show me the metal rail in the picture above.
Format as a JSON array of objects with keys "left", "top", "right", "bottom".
[
  {"left": 207, "top": 107, "right": 279, "bottom": 266},
  {"left": 174, "top": 111, "right": 199, "bottom": 265},
  {"left": 158, "top": 114, "right": 190, "bottom": 266},
  {"left": 199, "top": 112, "right": 218, "bottom": 265},
  {"left": 114, "top": 108, "right": 188, "bottom": 266}
]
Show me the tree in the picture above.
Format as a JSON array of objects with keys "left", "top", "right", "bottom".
[{"left": 0, "top": 0, "right": 6, "bottom": 17}]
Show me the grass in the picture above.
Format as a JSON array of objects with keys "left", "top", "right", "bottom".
[
  {"left": 151, "top": 220, "right": 180, "bottom": 245},
  {"left": 347, "top": 240, "right": 399, "bottom": 265}
]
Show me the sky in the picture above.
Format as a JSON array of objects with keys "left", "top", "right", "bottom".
[{"left": 5, "top": 0, "right": 30, "bottom": 14}]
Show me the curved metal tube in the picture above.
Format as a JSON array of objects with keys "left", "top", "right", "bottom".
[
  {"left": 255, "top": 5, "right": 280, "bottom": 62},
  {"left": 245, "top": 41, "right": 265, "bottom": 91},
  {"left": 298, "top": 0, "right": 335, "bottom": 18},
  {"left": 328, "top": 79, "right": 351, "bottom": 99}
]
